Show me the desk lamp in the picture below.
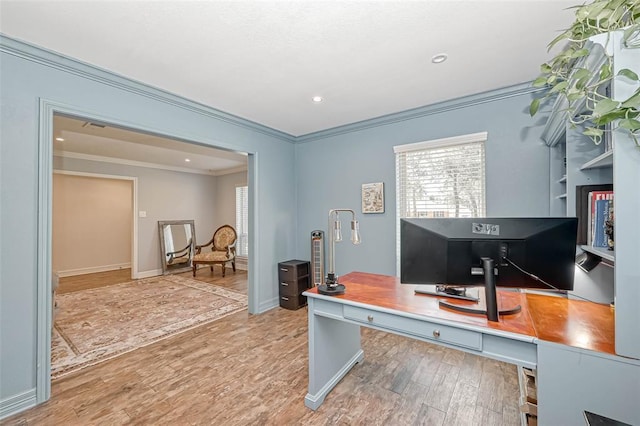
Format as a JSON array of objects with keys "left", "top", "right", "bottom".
[{"left": 318, "top": 208, "right": 361, "bottom": 296}]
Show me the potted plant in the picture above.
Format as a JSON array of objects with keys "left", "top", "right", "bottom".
[{"left": 530, "top": 0, "right": 640, "bottom": 146}]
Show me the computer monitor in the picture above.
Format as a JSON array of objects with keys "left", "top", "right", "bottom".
[{"left": 400, "top": 217, "right": 578, "bottom": 321}]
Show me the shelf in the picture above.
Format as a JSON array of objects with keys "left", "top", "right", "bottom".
[
  {"left": 580, "top": 150, "right": 613, "bottom": 170},
  {"left": 518, "top": 366, "right": 538, "bottom": 426},
  {"left": 581, "top": 245, "right": 615, "bottom": 263},
  {"left": 557, "top": 176, "right": 567, "bottom": 184}
]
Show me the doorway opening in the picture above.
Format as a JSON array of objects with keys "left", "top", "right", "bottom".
[{"left": 38, "top": 101, "right": 258, "bottom": 402}]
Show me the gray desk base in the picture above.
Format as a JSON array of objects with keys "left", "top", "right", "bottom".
[
  {"left": 304, "top": 296, "right": 537, "bottom": 411},
  {"left": 304, "top": 295, "right": 640, "bottom": 425}
]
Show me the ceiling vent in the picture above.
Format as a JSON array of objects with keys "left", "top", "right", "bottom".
[{"left": 82, "top": 121, "right": 106, "bottom": 129}]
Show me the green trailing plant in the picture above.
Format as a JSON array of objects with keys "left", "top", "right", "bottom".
[{"left": 530, "top": 0, "right": 640, "bottom": 146}]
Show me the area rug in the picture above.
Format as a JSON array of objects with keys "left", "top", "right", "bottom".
[{"left": 51, "top": 274, "right": 247, "bottom": 379}]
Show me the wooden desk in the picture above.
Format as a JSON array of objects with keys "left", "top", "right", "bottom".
[{"left": 303, "top": 272, "right": 639, "bottom": 425}]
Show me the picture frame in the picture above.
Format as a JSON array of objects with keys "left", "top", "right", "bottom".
[{"left": 362, "top": 182, "right": 384, "bottom": 214}]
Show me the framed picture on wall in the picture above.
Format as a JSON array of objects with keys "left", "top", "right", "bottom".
[{"left": 362, "top": 182, "right": 384, "bottom": 214}]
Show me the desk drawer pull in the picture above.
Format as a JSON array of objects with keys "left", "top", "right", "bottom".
[
  {"left": 281, "top": 296, "right": 289, "bottom": 301},
  {"left": 281, "top": 282, "right": 289, "bottom": 286},
  {"left": 343, "top": 305, "right": 482, "bottom": 350},
  {"left": 280, "top": 268, "right": 289, "bottom": 272}
]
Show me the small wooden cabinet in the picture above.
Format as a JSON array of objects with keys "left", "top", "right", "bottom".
[{"left": 278, "top": 259, "right": 311, "bottom": 310}]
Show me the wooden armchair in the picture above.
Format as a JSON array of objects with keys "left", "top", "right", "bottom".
[{"left": 192, "top": 225, "right": 237, "bottom": 277}]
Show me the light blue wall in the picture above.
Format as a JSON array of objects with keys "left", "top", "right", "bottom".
[
  {"left": 0, "top": 35, "right": 553, "bottom": 418},
  {"left": 0, "top": 37, "right": 296, "bottom": 409},
  {"left": 294, "top": 88, "right": 551, "bottom": 276}
]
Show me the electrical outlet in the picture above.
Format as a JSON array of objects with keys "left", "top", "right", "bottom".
[{"left": 139, "top": 211, "right": 147, "bottom": 218}]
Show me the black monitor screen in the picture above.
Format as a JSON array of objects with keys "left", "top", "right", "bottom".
[{"left": 401, "top": 217, "right": 578, "bottom": 291}]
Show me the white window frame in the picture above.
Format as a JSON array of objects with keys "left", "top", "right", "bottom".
[
  {"left": 235, "top": 185, "right": 249, "bottom": 258},
  {"left": 394, "top": 131, "right": 488, "bottom": 275}
]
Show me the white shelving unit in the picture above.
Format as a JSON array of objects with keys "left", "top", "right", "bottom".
[
  {"left": 541, "top": 31, "right": 639, "bottom": 360},
  {"left": 581, "top": 245, "right": 615, "bottom": 263},
  {"left": 580, "top": 150, "right": 613, "bottom": 170}
]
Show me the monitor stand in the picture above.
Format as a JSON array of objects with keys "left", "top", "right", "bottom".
[
  {"left": 415, "top": 285, "right": 479, "bottom": 302},
  {"left": 438, "top": 257, "right": 522, "bottom": 322}
]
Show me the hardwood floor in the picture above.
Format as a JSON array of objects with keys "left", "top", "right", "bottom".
[
  {"left": 56, "top": 268, "right": 134, "bottom": 294},
  {"left": 3, "top": 269, "right": 520, "bottom": 425},
  {"left": 57, "top": 267, "right": 248, "bottom": 295}
]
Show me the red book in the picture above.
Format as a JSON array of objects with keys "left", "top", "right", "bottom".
[{"left": 588, "top": 191, "right": 613, "bottom": 245}]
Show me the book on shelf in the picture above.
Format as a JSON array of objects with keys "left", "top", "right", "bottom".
[
  {"left": 606, "top": 199, "right": 615, "bottom": 250},
  {"left": 588, "top": 190, "right": 614, "bottom": 247},
  {"left": 576, "top": 184, "right": 613, "bottom": 245},
  {"left": 592, "top": 199, "right": 610, "bottom": 248}
]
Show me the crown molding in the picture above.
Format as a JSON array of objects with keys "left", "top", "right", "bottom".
[
  {"left": 0, "top": 34, "right": 296, "bottom": 144},
  {"left": 296, "top": 83, "right": 545, "bottom": 143},
  {"left": 54, "top": 150, "right": 247, "bottom": 176}
]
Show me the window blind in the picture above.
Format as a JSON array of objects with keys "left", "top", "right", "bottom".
[
  {"left": 235, "top": 185, "right": 249, "bottom": 257},
  {"left": 395, "top": 132, "right": 487, "bottom": 273}
]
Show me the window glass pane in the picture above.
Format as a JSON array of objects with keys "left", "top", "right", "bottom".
[
  {"left": 397, "top": 141, "right": 486, "bottom": 219},
  {"left": 395, "top": 137, "right": 486, "bottom": 273},
  {"left": 235, "top": 186, "right": 249, "bottom": 257}
]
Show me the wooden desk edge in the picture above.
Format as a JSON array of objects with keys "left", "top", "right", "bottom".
[{"left": 305, "top": 271, "right": 616, "bottom": 356}]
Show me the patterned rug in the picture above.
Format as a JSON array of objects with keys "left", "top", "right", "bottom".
[{"left": 51, "top": 274, "right": 248, "bottom": 379}]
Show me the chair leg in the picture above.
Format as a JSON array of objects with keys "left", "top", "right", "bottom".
[
  {"left": 192, "top": 264, "right": 197, "bottom": 277},
  {"left": 232, "top": 261, "right": 236, "bottom": 272},
  {"left": 222, "top": 263, "right": 226, "bottom": 277}
]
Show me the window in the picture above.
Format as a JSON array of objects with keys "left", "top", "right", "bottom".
[
  {"left": 395, "top": 132, "right": 487, "bottom": 271},
  {"left": 235, "top": 185, "right": 248, "bottom": 257}
]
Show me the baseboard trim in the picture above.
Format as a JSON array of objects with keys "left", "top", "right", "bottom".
[
  {"left": 0, "top": 388, "right": 36, "bottom": 421},
  {"left": 258, "top": 297, "right": 279, "bottom": 314},
  {"left": 56, "top": 263, "right": 131, "bottom": 278},
  {"left": 137, "top": 269, "right": 163, "bottom": 279}
]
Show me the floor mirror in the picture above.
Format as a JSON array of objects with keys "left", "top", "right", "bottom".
[{"left": 158, "top": 220, "right": 196, "bottom": 274}]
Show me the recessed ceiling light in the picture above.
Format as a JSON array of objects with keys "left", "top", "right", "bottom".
[
  {"left": 431, "top": 53, "right": 448, "bottom": 64},
  {"left": 55, "top": 137, "right": 65, "bottom": 142},
  {"left": 185, "top": 158, "right": 191, "bottom": 162},
  {"left": 312, "top": 96, "right": 323, "bottom": 103}
]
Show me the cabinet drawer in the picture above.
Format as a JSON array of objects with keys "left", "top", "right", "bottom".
[
  {"left": 344, "top": 305, "right": 482, "bottom": 351},
  {"left": 279, "top": 276, "right": 310, "bottom": 296},
  {"left": 279, "top": 293, "right": 306, "bottom": 310}
]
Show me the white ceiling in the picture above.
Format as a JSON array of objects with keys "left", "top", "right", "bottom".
[{"left": 1, "top": 0, "right": 577, "bottom": 138}]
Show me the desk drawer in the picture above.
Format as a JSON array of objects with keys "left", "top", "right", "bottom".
[{"left": 344, "top": 305, "right": 482, "bottom": 351}]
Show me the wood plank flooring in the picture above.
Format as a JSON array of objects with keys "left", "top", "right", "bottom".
[{"left": 4, "top": 269, "right": 520, "bottom": 425}]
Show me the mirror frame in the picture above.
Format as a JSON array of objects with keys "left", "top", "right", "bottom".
[{"left": 158, "top": 220, "right": 196, "bottom": 275}]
